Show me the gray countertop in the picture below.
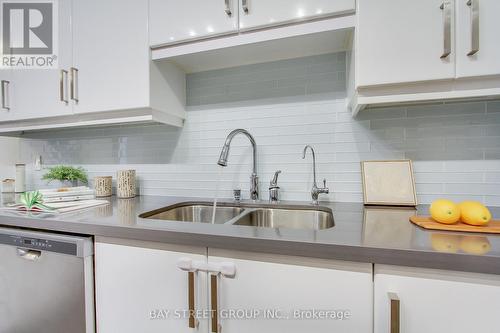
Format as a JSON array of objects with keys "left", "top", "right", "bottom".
[{"left": 1, "top": 194, "right": 500, "bottom": 275}]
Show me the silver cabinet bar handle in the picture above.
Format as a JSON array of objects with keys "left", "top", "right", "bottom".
[
  {"left": 188, "top": 272, "right": 197, "bottom": 328},
  {"left": 440, "top": 1, "right": 452, "bottom": 59},
  {"left": 242, "top": 0, "right": 249, "bottom": 14},
  {"left": 1, "top": 80, "right": 10, "bottom": 111},
  {"left": 60, "top": 69, "right": 68, "bottom": 104},
  {"left": 466, "top": 0, "right": 479, "bottom": 56},
  {"left": 210, "top": 274, "right": 219, "bottom": 333},
  {"left": 388, "top": 293, "right": 400, "bottom": 333},
  {"left": 224, "top": 0, "right": 232, "bottom": 16},
  {"left": 70, "top": 67, "right": 79, "bottom": 103}
]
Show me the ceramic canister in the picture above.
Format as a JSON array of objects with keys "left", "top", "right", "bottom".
[
  {"left": 2, "top": 179, "right": 15, "bottom": 193},
  {"left": 94, "top": 176, "right": 113, "bottom": 197},
  {"left": 117, "top": 170, "right": 136, "bottom": 198}
]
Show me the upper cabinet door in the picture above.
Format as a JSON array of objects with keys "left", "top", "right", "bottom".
[
  {"left": 5, "top": 0, "right": 72, "bottom": 121},
  {"left": 238, "top": 0, "right": 355, "bottom": 30},
  {"left": 356, "top": 0, "right": 456, "bottom": 88},
  {"left": 149, "top": 0, "right": 239, "bottom": 47},
  {"left": 72, "top": 0, "right": 150, "bottom": 114},
  {"left": 456, "top": 0, "right": 500, "bottom": 78}
]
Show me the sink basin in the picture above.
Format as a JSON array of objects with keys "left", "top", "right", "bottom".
[
  {"left": 139, "top": 202, "right": 244, "bottom": 224},
  {"left": 140, "top": 201, "right": 334, "bottom": 230},
  {"left": 233, "top": 206, "right": 334, "bottom": 230}
]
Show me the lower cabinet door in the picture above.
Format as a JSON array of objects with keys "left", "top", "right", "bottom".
[
  {"left": 374, "top": 265, "right": 500, "bottom": 333},
  {"left": 208, "top": 249, "right": 373, "bottom": 333},
  {"left": 95, "top": 238, "right": 208, "bottom": 333}
]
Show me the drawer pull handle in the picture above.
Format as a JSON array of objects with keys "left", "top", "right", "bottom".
[
  {"left": 210, "top": 274, "right": 219, "bottom": 333},
  {"left": 440, "top": 1, "right": 452, "bottom": 58},
  {"left": 224, "top": 0, "right": 232, "bottom": 16},
  {"left": 389, "top": 292, "right": 400, "bottom": 333},
  {"left": 60, "top": 69, "right": 68, "bottom": 104},
  {"left": 70, "top": 67, "right": 79, "bottom": 103},
  {"left": 1, "top": 80, "right": 10, "bottom": 110},
  {"left": 466, "top": 0, "right": 479, "bottom": 56},
  {"left": 188, "top": 272, "right": 197, "bottom": 328}
]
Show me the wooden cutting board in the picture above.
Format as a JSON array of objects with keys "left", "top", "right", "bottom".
[{"left": 410, "top": 216, "right": 500, "bottom": 234}]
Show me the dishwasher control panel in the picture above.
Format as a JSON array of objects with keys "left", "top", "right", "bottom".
[{"left": 0, "top": 234, "right": 78, "bottom": 255}]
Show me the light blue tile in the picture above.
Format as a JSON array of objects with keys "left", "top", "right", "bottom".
[
  {"left": 405, "top": 149, "right": 484, "bottom": 161},
  {"left": 486, "top": 100, "right": 500, "bottom": 113},
  {"left": 485, "top": 149, "right": 500, "bottom": 159},
  {"left": 407, "top": 101, "right": 485, "bottom": 118},
  {"left": 356, "top": 107, "right": 406, "bottom": 120}
]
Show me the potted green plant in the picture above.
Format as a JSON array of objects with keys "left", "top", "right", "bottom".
[{"left": 42, "top": 166, "right": 88, "bottom": 188}]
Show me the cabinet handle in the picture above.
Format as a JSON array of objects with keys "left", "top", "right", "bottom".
[
  {"left": 440, "top": 1, "right": 452, "bottom": 59},
  {"left": 388, "top": 293, "right": 400, "bottom": 333},
  {"left": 70, "top": 67, "right": 79, "bottom": 103},
  {"left": 466, "top": 0, "right": 479, "bottom": 56},
  {"left": 242, "top": 0, "right": 249, "bottom": 14},
  {"left": 210, "top": 274, "right": 219, "bottom": 333},
  {"left": 224, "top": 0, "right": 232, "bottom": 16},
  {"left": 1, "top": 80, "right": 10, "bottom": 111},
  {"left": 60, "top": 69, "right": 68, "bottom": 104},
  {"left": 188, "top": 272, "right": 197, "bottom": 328}
]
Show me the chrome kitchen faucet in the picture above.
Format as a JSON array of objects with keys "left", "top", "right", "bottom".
[
  {"left": 218, "top": 129, "right": 259, "bottom": 200},
  {"left": 302, "top": 145, "right": 329, "bottom": 205}
]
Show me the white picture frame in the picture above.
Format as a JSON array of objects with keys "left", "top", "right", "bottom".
[{"left": 361, "top": 160, "right": 417, "bottom": 206}]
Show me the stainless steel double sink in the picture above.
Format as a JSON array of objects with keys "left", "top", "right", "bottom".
[{"left": 139, "top": 201, "right": 334, "bottom": 231}]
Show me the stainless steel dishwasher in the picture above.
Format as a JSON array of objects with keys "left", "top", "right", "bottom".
[{"left": 0, "top": 227, "right": 95, "bottom": 333}]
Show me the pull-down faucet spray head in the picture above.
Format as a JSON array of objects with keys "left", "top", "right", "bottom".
[
  {"left": 217, "top": 129, "right": 259, "bottom": 200},
  {"left": 217, "top": 144, "right": 230, "bottom": 167}
]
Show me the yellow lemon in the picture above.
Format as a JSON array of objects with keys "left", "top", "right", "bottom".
[
  {"left": 459, "top": 201, "right": 491, "bottom": 226},
  {"left": 460, "top": 236, "right": 491, "bottom": 255},
  {"left": 430, "top": 234, "right": 461, "bottom": 253},
  {"left": 429, "top": 199, "right": 460, "bottom": 224}
]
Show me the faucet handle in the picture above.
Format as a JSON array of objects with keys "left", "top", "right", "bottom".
[
  {"left": 269, "top": 171, "right": 281, "bottom": 203},
  {"left": 270, "top": 170, "right": 281, "bottom": 187},
  {"left": 320, "top": 178, "right": 330, "bottom": 194}
]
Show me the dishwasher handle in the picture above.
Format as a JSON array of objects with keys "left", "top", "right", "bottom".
[{"left": 17, "top": 248, "right": 42, "bottom": 261}]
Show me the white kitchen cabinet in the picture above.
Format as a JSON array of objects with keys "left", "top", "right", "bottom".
[
  {"left": 72, "top": 0, "right": 150, "bottom": 114},
  {"left": 238, "top": 0, "right": 355, "bottom": 31},
  {"left": 7, "top": 0, "right": 72, "bottom": 122},
  {"left": 95, "top": 240, "right": 373, "bottom": 333},
  {"left": 353, "top": 0, "right": 500, "bottom": 113},
  {"left": 0, "top": 0, "right": 185, "bottom": 132},
  {"left": 374, "top": 265, "right": 500, "bottom": 333},
  {"left": 95, "top": 238, "right": 208, "bottom": 333},
  {"left": 356, "top": 0, "right": 455, "bottom": 88},
  {"left": 456, "top": 0, "right": 500, "bottom": 78},
  {"left": 150, "top": 0, "right": 239, "bottom": 47},
  {"left": 209, "top": 249, "right": 373, "bottom": 333},
  {"left": 70, "top": 0, "right": 185, "bottom": 123}
]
